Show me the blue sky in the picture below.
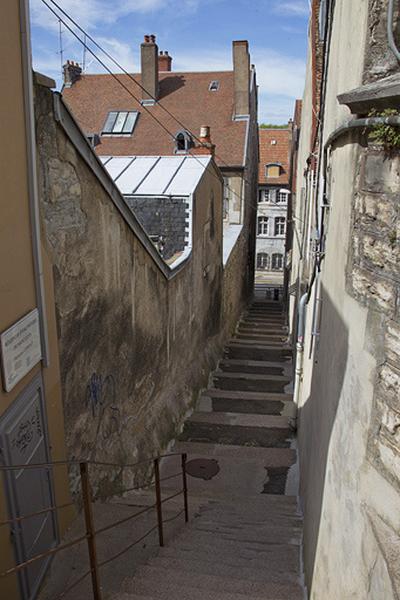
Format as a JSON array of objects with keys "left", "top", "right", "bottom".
[{"left": 30, "top": 0, "right": 309, "bottom": 123}]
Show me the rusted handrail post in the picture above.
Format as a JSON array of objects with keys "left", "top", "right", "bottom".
[
  {"left": 154, "top": 458, "right": 164, "bottom": 547},
  {"left": 181, "top": 453, "right": 189, "bottom": 523},
  {"left": 80, "top": 462, "right": 102, "bottom": 600}
]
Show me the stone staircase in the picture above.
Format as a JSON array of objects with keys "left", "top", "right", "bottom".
[{"left": 118, "top": 292, "right": 305, "bottom": 599}]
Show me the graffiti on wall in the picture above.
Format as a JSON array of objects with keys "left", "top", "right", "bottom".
[{"left": 85, "top": 373, "right": 121, "bottom": 439}]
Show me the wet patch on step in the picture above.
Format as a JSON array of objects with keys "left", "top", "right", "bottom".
[{"left": 262, "top": 466, "right": 290, "bottom": 494}]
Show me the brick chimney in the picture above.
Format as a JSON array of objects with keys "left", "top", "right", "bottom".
[
  {"left": 232, "top": 40, "right": 250, "bottom": 119},
  {"left": 63, "top": 60, "right": 82, "bottom": 87},
  {"left": 158, "top": 50, "right": 172, "bottom": 72},
  {"left": 141, "top": 34, "right": 158, "bottom": 104},
  {"left": 191, "top": 126, "right": 215, "bottom": 156}
]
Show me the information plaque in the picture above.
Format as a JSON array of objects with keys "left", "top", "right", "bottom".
[{"left": 0, "top": 309, "right": 42, "bottom": 392}]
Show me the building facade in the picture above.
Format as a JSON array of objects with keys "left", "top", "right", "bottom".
[
  {"left": 256, "top": 128, "right": 291, "bottom": 279},
  {"left": 289, "top": 1, "right": 400, "bottom": 598},
  {"left": 0, "top": 3, "right": 71, "bottom": 600},
  {"left": 62, "top": 36, "right": 258, "bottom": 297}
]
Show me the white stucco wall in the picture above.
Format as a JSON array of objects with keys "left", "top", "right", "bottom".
[{"left": 292, "top": 1, "right": 400, "bottom": 598}]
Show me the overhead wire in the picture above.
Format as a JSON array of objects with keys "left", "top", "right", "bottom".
[{"left": 40, "top": 0, "right": 259, "bottom": 213}]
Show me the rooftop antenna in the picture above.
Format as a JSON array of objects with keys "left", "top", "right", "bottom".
[
  {"left": 58, "top": 19, "right": 64, "bottom": 77},
  {"left": 82, "top": 33, "right": 87, "bottom": 72}
]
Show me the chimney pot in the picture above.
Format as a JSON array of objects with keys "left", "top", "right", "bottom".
[
  {"left": 158, "top": 49, "right": 172, "bottom": 72},
  {"left": 141, "top": 35, "right": 159, "bottom": 101},
  {"left": 233, "top": 40, "right": 250, "bottom": 118},
  {"left": 63, "top": 59, "right": 82, "bottom": 87}
]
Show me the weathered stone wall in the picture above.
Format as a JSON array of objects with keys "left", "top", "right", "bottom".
[
  {"left": 126, "top": 196, "right": 189, "bottom": 260},
  {"left": 350, "top": 148, "right": 400, "bottom": 490},
  {"left": 35, "top": 82, "right": 225, "bottom": 497}
]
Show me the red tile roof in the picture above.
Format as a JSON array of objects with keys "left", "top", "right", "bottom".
[
  {"left": 62, "top": 71, "right": 248, "bottom": 167},
  {"left": 258, "top": 128, "right": 291, "bottom": 185}
]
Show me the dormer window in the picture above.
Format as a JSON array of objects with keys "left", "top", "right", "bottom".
[
  {"left": 175, "top": 130, "right": 193, "bottom": 153},
  {"left": 209, "top": 80, "right": 220, "bottom": 91},
  {"left": 265, "top": 163, "right": 282, "bottom": 178},
  {"left": 102, "top": 111, "right": 139, "bottom": 135}
]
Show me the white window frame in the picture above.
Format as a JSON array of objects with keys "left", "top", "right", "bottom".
[
  {"left": 274, "top": 217, "right": 286, "bottom": 236},
  {"left": 257, "top": 216, "right": 269, "bottom": 236}
]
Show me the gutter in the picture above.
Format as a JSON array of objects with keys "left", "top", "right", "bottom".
[{"left": 20, "top": 0, "right": 50, "bottom": 366}]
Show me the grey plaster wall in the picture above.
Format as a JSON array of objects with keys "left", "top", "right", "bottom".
[
  {"left": 126, "top": 196, "right": 189, "bottom": 260},
  {"left": 291, "top": 1, "right": 400, "bottom": 598},
  {"left": 35, "top": 82, "right": 225, "bottom": 498}
]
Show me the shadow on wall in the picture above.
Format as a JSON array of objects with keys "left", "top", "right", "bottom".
[{"left": 297, "top": 284, "right": 349, "bottom": 590}]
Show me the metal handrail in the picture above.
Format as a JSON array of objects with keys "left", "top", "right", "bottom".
[{"left": 0, "top": 452, "right": 190, "bottom": 600}]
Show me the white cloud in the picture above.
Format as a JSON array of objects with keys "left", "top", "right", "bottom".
[
  {"left": 273, "top": 1, "right": 310, "bottom": 17},
  {"left": 30, "top": 0, "right": 201, "bottom": 31}
]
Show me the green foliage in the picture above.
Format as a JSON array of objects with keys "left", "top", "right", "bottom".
[
  {"left": 259, "top": 123, "right": 289, "bottom": 129},
  {"left": 368, "top": 109, "right": 400, "bottom": 150},
  {"left": 389, "top": 230, "right": 398, "bottom": 248}
]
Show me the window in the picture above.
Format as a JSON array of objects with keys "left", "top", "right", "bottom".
[
  {"left": 257, "top": 253, "right": 269, "bottom": 270},
  {"left": 274, "top": 217, "right": 286, "bottom": 236},
  {"left": 276, "top": 191, "right": 288, "bottom": 204},
  {"left": 102, "top": 111, "right": 139, "bottom": 134},
  {"left": 209, "top": 80, "right": 220, "bottom": 91},
  {"left": 175, "top": 130, "right": 193, "bottom": 153},
  {"left": 257, "top": 216, "right": 269, "bottom": 236},
  {"left": 259, "top": 189, "right": 271, "bottom": 203},
  {"left": 272, "top": 253, "right": 284, "bottom": 270},
  {"left": 265, "top": 163, "right": 281, "bottom": 178}
]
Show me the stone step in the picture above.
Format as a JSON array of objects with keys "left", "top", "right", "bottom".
[
  {"left": 218, "top": 358, "right": 290, "bottom": 376},
  {"left": 179, "top": 416, "right": 294, "bottom": 449},
  {"left": 229, "top": 337, "right": 289, "bottom": 347},
  {"left": 213, "top": 371, "right": 290, "bottom": 393},
  {"left": 198, "top": 393, "right": 296, "bottom": 417},
  {"left": 160, "top": 442, "right": 297, "bottom": 496},
  {"left": 144, "top": 555, "right": 301, "bottom": 585},
  {"left": 187, "top": 411, "right": 292, "bottom": 428},
  {"left": 158, "top": 541, "right": 300, "bottom": 574},
  {"left": 126, "top": 572, "right": 302, "bottom": 600},
  {"left": 235, "top": 332, "right": 287, "bottom": 342},
  {"left": 201, "top": 388, "right": 293, "bottom": 402},
  {"left": 225, "top": 343, "right": 292, "bottom": 361},
  {"left": 126, "top": 565, "right": 303, "bottom": 599}
]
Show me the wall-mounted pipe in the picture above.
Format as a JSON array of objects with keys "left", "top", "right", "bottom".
[
  {"left": 387, "top": 0, "right": 400, "bottom": 62},
  {"left": 293, "top": 292, "right": 308, "bottom": 406},
  {"left": 20, "top": 0, "right": 50, "bottom": 366}
]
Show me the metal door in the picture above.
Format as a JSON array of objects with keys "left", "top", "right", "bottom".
[{"left": 0, "top": 373, "right": 58, "bottom": 600}]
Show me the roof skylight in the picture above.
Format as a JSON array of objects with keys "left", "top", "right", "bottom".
[{"left": 102, "top": 111, "right": 139, "bottom": 135}]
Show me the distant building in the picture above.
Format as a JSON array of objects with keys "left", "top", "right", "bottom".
[
  {"left": 62, "top": 35, "right": 258, "bottom": 285},
  {"left": 256, "top": 128, "right": 291, "bottom": 278}
]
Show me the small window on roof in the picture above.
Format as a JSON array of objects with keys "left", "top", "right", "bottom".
[
  {"left": 175, "top": 130, "right": 193, "bottom": 153},
  {"left": 209, "top": 80, "right": 220, "bottom": 91},
  {"left": 102, "top": 111, "right": 139, "bottom": 135},
  {"left": 265, "top": 163, "right": 281, "bottom": 178}
]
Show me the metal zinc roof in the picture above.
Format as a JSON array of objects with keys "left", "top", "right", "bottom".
[{"left": 100, "top": 155, "right": 212, "bottom": 196}]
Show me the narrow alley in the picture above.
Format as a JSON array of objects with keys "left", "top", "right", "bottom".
[{"left": 115, "top": 285, "right": 305, "bottom": 599}]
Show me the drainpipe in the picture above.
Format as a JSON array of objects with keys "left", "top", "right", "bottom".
[
  {"left": 387, "top": 0, "right": 400, "bottom": 62},
  {"left": 293, "top": 292, "right": 308, "bottom": 406},
  {"left": 19, "top": 0, "right": 50, "bottom": 366}
]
